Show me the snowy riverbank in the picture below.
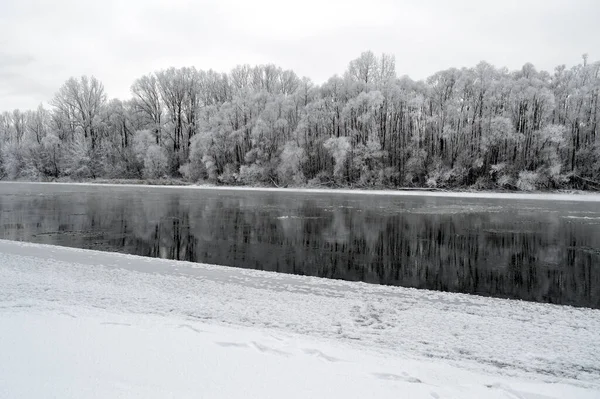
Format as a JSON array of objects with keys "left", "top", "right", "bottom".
[
  {"left": 4, "top": 180, "right": 600, "bottom": 202},
  {"left": 1, "top": 239, "right": 599, "bottom": 398}
]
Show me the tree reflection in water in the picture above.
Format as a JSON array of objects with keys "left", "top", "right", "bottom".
[{"left": 1, "top": 185, "right": 599, "bottom": 308}]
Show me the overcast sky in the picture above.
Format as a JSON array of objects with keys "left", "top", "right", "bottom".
[{"left": 1, "top": 0, "right": 599, "bottom": 111}]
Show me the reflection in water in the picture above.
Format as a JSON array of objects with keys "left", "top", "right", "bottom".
[{"left": 1, "top": 184, "right": 599, "bottom": 308}]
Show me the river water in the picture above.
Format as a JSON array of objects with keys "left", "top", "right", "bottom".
[{"left": 1, "top": 183, "right": 599, "bottom": 308}]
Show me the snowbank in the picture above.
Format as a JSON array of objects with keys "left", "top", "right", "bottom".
[
  {"left": 3, "top": 308, "right": 597, "bottom": 399},
  {"left": 1, "top": 239, "right": 599, "bottom": 398}
]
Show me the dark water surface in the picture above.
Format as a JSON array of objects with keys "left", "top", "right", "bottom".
[{"left": 1, "top": 183, "right": 599, "bottom": 308}]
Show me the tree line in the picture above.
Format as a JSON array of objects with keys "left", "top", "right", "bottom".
[{"left": 1, "top": 51, "right": 599, "bottom": 190}]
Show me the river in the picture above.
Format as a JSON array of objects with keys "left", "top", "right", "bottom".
[{"left": 1, "top": 182, "right": 599, "bottom": 308}]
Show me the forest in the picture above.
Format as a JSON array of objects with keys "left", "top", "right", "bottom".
[{"left": 1, "top": 51, "right": 599, "bottom": 191}]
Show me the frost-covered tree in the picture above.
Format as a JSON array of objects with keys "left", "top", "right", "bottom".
[
  {"left": 2, "top": 53, "right": 599, "bottom": 190},
  {"left": 51, "top": 76, "right": 106, "bottom": 149},
  {"left": 143, "top": 145, "right": 169, "bottom": 179},
  {"left": 131, "top": 74, "right": 163, "bottom": 144},
  {"left": 277, "top": 141, "right": 306, "bottom": 185},
  {"left": 324, "top": 137, "right": 351, "bottom": 181}
]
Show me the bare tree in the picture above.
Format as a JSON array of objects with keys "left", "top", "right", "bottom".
[
  {"left": 131, "top": 74, "right": 163, "bottom": 145},
  {"left": 51, "top": 76, "right": 107, "bottom": 149}
]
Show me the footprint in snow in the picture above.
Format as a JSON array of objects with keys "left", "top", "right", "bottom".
[
  {"left": 215, "top": 342, "right": 250, "bottom": 348},
  {"left": 302, "top": 348, "right": 342, "bottom": 362},
  {"left": 177, "top": 324, "right": 206, "bottom": 334},
  {"left": 251, "top": 341, "right": 290, "bottom": 356},
  {"left": 371, "top": 372, "right": 422, "bottom": 384},
  {"left": 215, "top": 341, "right": 290, "bottom": 356}
]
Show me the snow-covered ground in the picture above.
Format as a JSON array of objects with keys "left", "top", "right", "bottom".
[
  {"left": 5, "top": 180, "right": 600, "bottom": 202},
  {"left": 1, "top": 239, "right": 599, "bottom": 398}
]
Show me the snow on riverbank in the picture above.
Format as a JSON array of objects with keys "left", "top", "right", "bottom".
[
  {"left": 2, "top": 307, "right": 597, "bottom": 399},
  {"left": 1, "top": 239, "right": 599, "bottom": 398},
  {"left": 3, "top": 180, "right": 600, "bottom": 202},
  {"left": 5, "top": 307, "right": 598, "bottom": 399}
]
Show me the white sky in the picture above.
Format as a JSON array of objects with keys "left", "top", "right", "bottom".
[{"left": 1, "top": 0, "right": 599, "bottom": 110}]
